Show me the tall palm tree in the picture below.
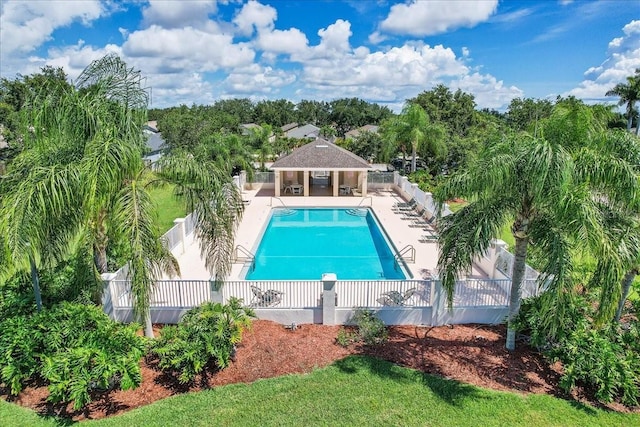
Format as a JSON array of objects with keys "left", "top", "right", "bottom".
[
  {"left": 606, "top": 68, "right": 640, "bottom": 135},
  {"left": 0, "top": 55, "right": 244, "bottom": 338},
  {"left": 434, "top": 104, "right": 640, "bottom": 350},
  {"left": 394, "top": 103, "right": 445, "bottom": 173}
]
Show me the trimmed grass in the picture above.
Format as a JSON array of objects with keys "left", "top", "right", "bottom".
[
  {"left": 3, "top": 356, "right": 635, "bottom": 426},
  {"left": 146, "top": 182, "right": 187, "bottom": 234}
]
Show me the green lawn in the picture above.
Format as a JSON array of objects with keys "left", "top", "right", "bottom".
[
  {"left": 2, "top": 356, "right": 636, "bottom": 426},
  {"left": 146, "top": 182, "right": 187, "bottom": 234}
]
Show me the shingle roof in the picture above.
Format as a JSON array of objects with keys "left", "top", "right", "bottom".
[
  {"left": 281, "top": 122, "right": 299, "bottom": 132},
  {"left": 345, "top": 124, "right": 379, "bottom": 139},
  {"left": 271, "top": 138, "right": 371, "bottom": 170},
  {"left": 285, "top": 123, "right": 320, "bottom": 139}
]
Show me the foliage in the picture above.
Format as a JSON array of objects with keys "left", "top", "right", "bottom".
[
  {"left": 515, "top": 295, "right": 640, "bottom": 406},
  {"left": 0, "top": 302, "right": 146, "bottom": 409},
  {"left": 343, "top": 130, "right": 390, "bottom": 163},
  {"left": 329, "top": 98, "right": 393, "bottom": 137},
  {"left": 506, "top": 97, "right": 554, "bottom": 132},
  {"left": 150, "top": 299, "right": 255, "bottom": 384},
  {"left": 337, "top": 308, "right": 388, "bottom": 346},
  {"left": 409, "top": 84, "right": 478, "bottom": 138},
  {"left": 407, "top": 170, "right": 440, "bottom": 193},
  {"left": 336, "top": 327, "right": 357, "bottom": 347}
]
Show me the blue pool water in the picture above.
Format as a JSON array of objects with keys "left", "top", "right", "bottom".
[{"left": 245, "top": 208, "right": 406, "bottom": 280}]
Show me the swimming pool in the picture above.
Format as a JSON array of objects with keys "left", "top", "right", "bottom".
[{"left": 245, "top": 208, "right": 407, "bottom": 280}]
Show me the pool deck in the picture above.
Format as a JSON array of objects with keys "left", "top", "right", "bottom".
[{"left": 168, "top": 187, "right": 489, "bottom": 281}]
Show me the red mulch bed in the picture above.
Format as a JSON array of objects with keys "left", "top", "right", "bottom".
[{"left": 1, "top": 320, "right": 636, "bottom": 421}]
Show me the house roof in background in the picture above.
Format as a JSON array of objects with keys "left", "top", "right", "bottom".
[
  {"left": 271, "top": 138, "right": 371, "bottom": 170},
  {"left": 285, "top": 123, "right": 320, "bottom": 139},
  {"left": 281, "top": 122, "right": 299, "bottom": 132},
  {"left": 345, "top": 124, "right": 379, "bottom": 139}
]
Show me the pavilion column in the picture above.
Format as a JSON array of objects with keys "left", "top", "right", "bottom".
[
  {"left": 274, "top": 170, "right": 281, "bottom": 197},
  {"left": 360, "top": 171, "right": 368, "bottom": 197},
  {"left": 303, "top": 170, "right": 310, "bottom": 197},
  {"left": 332, "top": 170, "right": 339, "bottom": 197}
]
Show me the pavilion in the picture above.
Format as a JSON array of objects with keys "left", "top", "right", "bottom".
[{"left": 270, "top": 138, "right": 372, "bottom": 197}]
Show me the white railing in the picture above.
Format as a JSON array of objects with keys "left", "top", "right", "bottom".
[
  {"left": 109, "top": 277, "right": 538, "bottom": 311},
  {"left": 111, "top": 279, "right": 210, "bottom": 308},
  {"left": 223, "top": 280, "right": 323, "bottom": 308},
  {"left": 163, "top": 224, "right": 183, "bottom": 251},
  {"left": 184, "top": 212, "right": 195, "bottom": 235},
  {"left": 335, "top": 280, "right": 432, "bottom": 308},
  {"left": 453, "top": 279, "right": 511, "bottom": 307}
]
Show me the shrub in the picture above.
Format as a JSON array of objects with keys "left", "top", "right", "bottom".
[
  {"left": 338, "top": 309, "right": 387, "bottom": 347},
  {"left": 336, "top": 328, "right": 357, "bottom": 347},
  {"left": 0, "top": 302, "right": 146, "bottom": 410},
  {"left": 151, "top": 298, "right": 255, "bottom": 384},
  {"left": 515, "top": 295, "right": 640, "bottom": 406}
]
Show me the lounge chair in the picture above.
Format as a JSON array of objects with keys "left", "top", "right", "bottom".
[
  {"left": 408, "top": 214, "right": 436, "bottom": 228},
  {"left": 419, "top": 229, "right": 438, "bottom": 243},
  {"left": 392, "top": 197, "right": 416, "bottom": 209},
  {"left": 393, "top": 199, "right": 417, "bottom": 212},
  {"left": 401, "top": 206, "right": 426, "bottom": 219},
  {"left": 377, "top": 287, "right": 417, "bottom": 306},
  {"left": 250, "top": 285, "right": 284, "bottom": 307}
]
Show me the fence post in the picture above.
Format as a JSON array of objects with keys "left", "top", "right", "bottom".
[
  {"left": 101, "top": 272, "right": 117, "bottom": 321},
  {"left": 173, "top": 218, "right": 186, "bottom": 255},
  {"left": 431, "top": 279, "right": 447, "bottom": 326},
  {"left": 322, "top": 273, "right": 337, "bottom": 325},
  {"left": 210, "top": 278, "right": 224, "bottom": 304}
]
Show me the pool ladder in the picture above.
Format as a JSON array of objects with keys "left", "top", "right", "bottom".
[
  {"left": 394, "top": 244, "right": 416, "bottom": 265},
  {"left": 233, "top": 245, "right": 256, "bottom": 271},
  {"left": 357, "top": 196, "right": 372, "bottom": 207}
]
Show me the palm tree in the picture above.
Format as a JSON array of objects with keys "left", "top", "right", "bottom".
[
  {"left": 606, "top": 68, "right": 640, "bottom": 135},
  {"left": 248, "top": 124, "right": 273, "bottom": 171},
  {"left": 0, "top": 55, "right": 244, "bottom": 338},
  {"left": 434, "top": 103, "right": 640, "bottom": 350},
  {"left": 393, "top": 103, "right": 446, "bottom": 173}
]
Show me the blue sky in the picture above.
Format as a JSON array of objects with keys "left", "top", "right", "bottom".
[{"left": 1, "top": 0, "right": 639, "bottom": 112}]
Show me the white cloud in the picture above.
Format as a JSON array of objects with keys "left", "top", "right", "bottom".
[
  {"left": 0, "top": 0, "right": 105, "bottom": 54},
  {"left": 223, "top": 65, "right": 296, "bottom": 94},
  {"left": 380, "top": 0, "right": 498, "bottom": 36},
  {"left": 368, "top": 31, "right": 386, "bottom": 45},
  {"left": 565, "top": 20, "right": 640, "bottom": 100},
  {"left": 453, "top": 73, "right": 523, "bottom": 109},
  {"left": 141, "top": 0, "right": 218, "bottom": 29},
  {"left": 233, "top": 0, "right": 276, "bottom": 36},
  {"left": 122, "top": 25, "right": 255, "bottom": 70},
  {"left": 256, "top": 28, "right": 308, "bottom": 55},
  {"left": 44, "top": 41, "right": 123, "bottom": 81}
]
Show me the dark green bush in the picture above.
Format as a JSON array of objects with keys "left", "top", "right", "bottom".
[
  {"left": 338, "top": 309, "right": 387, "bottom": 347},
  {"left": 0, "top": 302, "right": 146, "bottom": 410},
  {"left": 516, "top": 295, "right": 640, "bottom": 406},
  {"left": 150, "top": 298, "right": 255, "bottom": 384}
]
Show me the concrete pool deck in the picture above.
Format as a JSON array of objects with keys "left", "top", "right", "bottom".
[{"left": 167, "top": 186, "right": 490, "bottom": 282}]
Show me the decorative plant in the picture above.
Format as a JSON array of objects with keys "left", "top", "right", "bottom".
[
  {"left": 0, "top": 302, "right": 146, "bottom": 410},
  {"left": 337, "top": 308, "right": 388, "bottom": 347},
  {"left": 151, "top": 298, "right": 255, "bottom": 384}
]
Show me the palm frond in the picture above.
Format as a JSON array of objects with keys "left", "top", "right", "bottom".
[{"left": 437, "top": 195, "right": 511, "bottom": 305}]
